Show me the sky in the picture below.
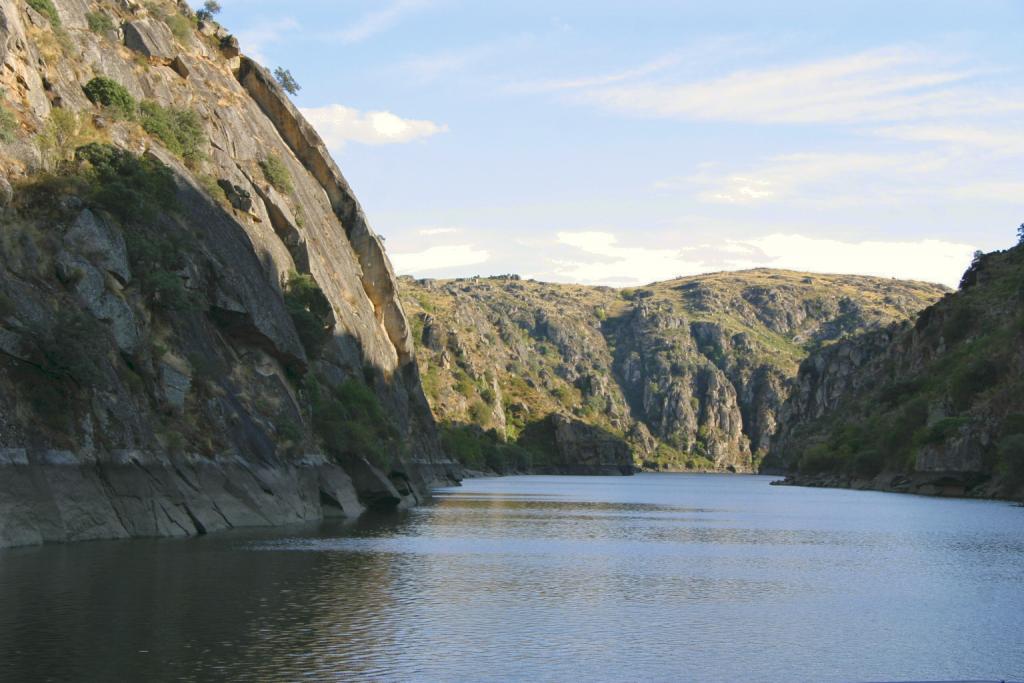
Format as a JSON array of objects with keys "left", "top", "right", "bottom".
[{"left": 207, "top": 1, "right": 1023, "bottom": 288}]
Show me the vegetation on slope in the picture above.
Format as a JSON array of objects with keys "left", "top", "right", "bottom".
[
  {"left": 400, "top": 271, "right": 946, "bottom": 474},
  {"left": 773, "top": 243, "right": 1024, "bottom": 498}
]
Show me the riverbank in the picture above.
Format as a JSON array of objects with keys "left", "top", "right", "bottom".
[
  {"left": 771, "top": 470, "right": 1023, "bottom": 502},
  {"left": 0, "top": 454, "right": 460, "bottom": 549}
]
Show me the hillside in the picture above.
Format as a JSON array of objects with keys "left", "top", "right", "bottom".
[
  {"left": 399, "top": 270, "right": 947, "bottom": 474},
  {"left": 770, "top": 244, "right": 1024, "bottom": 500},
  {"left": 0, "top": 0, "right": 458, "bottom": 547}
]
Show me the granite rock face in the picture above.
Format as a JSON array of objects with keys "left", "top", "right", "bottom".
[
  {"left": 400, "top": 271, "right": 946, "bottom": 474},
  {"left": 770, "top": 245, "right": 1024, "bottom": 501},
  {"left": 0, "top": 0, "right": 457, "bottom": 548}
]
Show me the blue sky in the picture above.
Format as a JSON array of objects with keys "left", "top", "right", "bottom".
[{"left": 208, "top": 1, "right": 1023, "bottom": 287}]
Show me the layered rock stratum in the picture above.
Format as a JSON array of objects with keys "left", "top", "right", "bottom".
[
  {"left": 400, "top": 271, "right": 947, "bottom": 475},
  {"left": 0, "top": 0, "right": 458, "bottom": 547}
]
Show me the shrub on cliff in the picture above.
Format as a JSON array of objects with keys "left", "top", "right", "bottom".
[
  {"left": 259, "top": 155, "right": 293, "bottom": 194},
  {"left": 305, "top": 376, "right": 397, "bottom": 469},
  {"left": 0, "top": 105, "right": 17, "bottom": 143},
  {"left": 164, "top": 13, "right": 193, "bottom": 42},
  {"left": 283, "top": 272, "right": 333, "bottom": 357},
  {"left": 75, "top": 143, "right": 177, "bottom": 221},
  {"left": 86, "top": 11, "right": 114, "bottom": 33},
  {"left": 139, "top": 101, "right": 205, "bottom": 164},
  {"left": 37, "top": 109, "right": 86, "bottom": 168},
  {"left": 36, "top": 311, "right": 108, "bottom": 388},
  {"left": 83, "top": 77, "right": 136, "bottom": 119},
  {"left": 27, "top": 0, "right": 60, "bottom": 27}
]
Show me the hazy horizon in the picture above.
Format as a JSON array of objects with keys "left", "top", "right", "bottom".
[{"left": 211, "top": 1, "right": 1023, "bottom": 288}]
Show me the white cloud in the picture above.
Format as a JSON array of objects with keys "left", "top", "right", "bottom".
[
  {"left": 571, "top": 47, "right": 1024, "bottom": 125},
  {"left": 681, "top": 152, "right": 945, "bottom": 205},
  {"left": 506, "top": 53, "right": 684, "bottom": 94},
  {"left": 873, "top": 125, "right": 1024, "bottom": 154},
  {"left": 551, "top": 231, "right": 705, "bottom": 284},
  {"left": 728, "top": 234, "right": 974, "bottom": 287},
  {"left": 951, "top": 181, "right": 1024, "bottom": 202},
  {"left": 418, "top": 227, "right": 459, "bottom": 235},
  {"left": 334, "top": 0, "right": 429, "bottom": 45},
  {"left": 301, "top": 104, "right": 448, "bottom": 148},
  {"left": 391, "top": 244, "right": 490, "bottom": 274},
  {"left": 550, "top": 231, "right": 973, "bottom": 287}
]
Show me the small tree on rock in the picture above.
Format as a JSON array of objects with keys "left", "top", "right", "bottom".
[
  {"left": 274, "top": 67, "right": 301, "bottom": 95},
  {"left": 1017, "top": 222, "right": 1024, "bottom": 245},
  {"left": 196, "top": 1, "right": 221, "bottom": 22}
]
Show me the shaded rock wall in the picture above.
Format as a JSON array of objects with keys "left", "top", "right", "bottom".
[{"left": 0, "top": 0, "right": 456, "bottom": 547}]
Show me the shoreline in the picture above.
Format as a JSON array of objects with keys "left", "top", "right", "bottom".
[{"left": 771, "top": 472, "right": 1024, "bottom": 504}]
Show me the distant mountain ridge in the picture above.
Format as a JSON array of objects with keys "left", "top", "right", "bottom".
[{"left": 399, "top": 269, "right": 947, "bottom": 475}]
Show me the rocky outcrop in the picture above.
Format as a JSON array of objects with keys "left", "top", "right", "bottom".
[
  {"left": 770, "top": 246, "right": 1024, "bottom": 501},
  {"left": 546, "top": 415, "right": 635, "bottom": 476},
  {"left": 123, "top": 19, "right": 176, "bottom": 59},
  {"left": 236, "top": 57, "right": 413, "bottom": 366},
  {"left": 400, "top": 271, "right": 946, "bottom": 475},
  {"left": 0, "top": 0, "right": 457, "bottom": 548},
  {"left": 0, "top": 452, "right": 365, "bottom": 548}
]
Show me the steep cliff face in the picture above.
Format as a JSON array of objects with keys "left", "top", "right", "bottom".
[
  {"left": 770, "top": 245, "right": 1024, "bottom": 500},
  {"left": 0, "top": 0, "right": 456, "bottom": 548},
  {"left": 400, "top": 271, "right": 946, "bottom": 474}
]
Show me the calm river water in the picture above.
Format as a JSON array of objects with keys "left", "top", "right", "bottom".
[{"left": 1, "top": 474, "right": 1022, "bottom": 682}]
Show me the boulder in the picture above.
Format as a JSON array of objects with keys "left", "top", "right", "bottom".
[
  {"left": 217, "top": 179, "right": 254, "bottom": 212},
  {"left": 159, "top": 360, "right": 192, "bottom": 410},
  {"left": 63, "top": 209, "right": 131, "bottom": 283},
  {"left": 123, "top": 19, "right": 175, "bottom": 59},
  {"left": 55, "top": 251, "right": 141, "bottom": 354}
]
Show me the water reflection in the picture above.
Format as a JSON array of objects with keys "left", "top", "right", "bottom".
[{"left": 1, "top": 474, "right": 1022, "bottom": 682}]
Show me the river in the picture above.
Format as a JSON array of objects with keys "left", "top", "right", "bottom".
[{"left": 1, "top": 473, "right": 1022, "bottom": 681}]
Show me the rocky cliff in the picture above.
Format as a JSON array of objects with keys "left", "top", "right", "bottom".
[
  {"left": 770, "top": 244, "right": 1024, "bottom": 501},
  {"left": 399, "top": 271, "right": 946, "bottom": 475},
  {"left": 0, "top": 0, "right": 458, "bottom": 548}
]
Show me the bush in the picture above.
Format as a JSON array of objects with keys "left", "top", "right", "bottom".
[
  {"left": 997, "top": 434, "right": 1024, "bottom": 488},
  {"left": 143, "top": 270, "right": 192, "bottom": 310},
  {"left": 469, "top": 399, "right": 491, "bottom": 426},
  {"left": 305, "top": 376, "right": 397, "bottom": 469},
  {"left": 164, "top": 13, "right": 192, "bottom": 42},
  {"left": 83, "top": 77, "right": 136, "bottom": 119},
  {"left": 86, "top": 11, "right": 114, "bottom": 33},
  {"left": 283, "top": 272, "right": 333, "bottom": 357},
  {"left": 36, "top": 311, "right": 107, "bottom": 387},
  {"left": 942, "top": 305, "right": 977, "bottom": 344},
  {"left": 798, "top": 443, "right": 841, "bottom": 474},
  {"left": 27, "top": 0, "right": 60, "bottom": 27},
  {"left": 0, "top": 105, "right": 17, "bottom": 143},
  {"left": 139, "top": 101, "right": 205, "bottom": 164},
  {"left": 949, "top": 358, "right": 1001, "bottom": 411},
  {"left": 259, "top": 155, "right": 293, "bottom": 194},
  {"left": 276, "top": 419, "right": 303, "bottom": 443},
  {"left": 916, "top": 417, "right": 969, "bottom": 446},
  {"left": 37, "top": 108, "right": 81, "bottom": 167},
  {"left": 75, "top": 143, "right": 177, "bottom": 222},
  {"left": 440, "top": 424, "right": 532, "bottom": 473}
]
